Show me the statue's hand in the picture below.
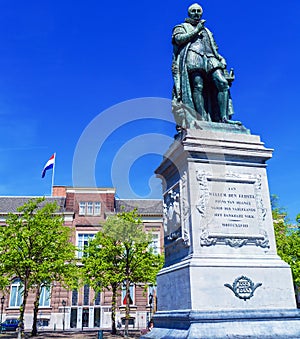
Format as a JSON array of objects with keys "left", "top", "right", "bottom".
[
  {"left": 196, "top": 21, "right": 204, "bottom": 32},
  {"left": 220, "top": 58, "right": 227, "bottom": 68}
]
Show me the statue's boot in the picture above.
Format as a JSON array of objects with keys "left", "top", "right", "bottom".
[
  {"left": 218, "top": 91, "right": 242, "bottom": 125},
  {"left": 193, "top": 87, "right": 211, "bottom": 122},
  {"left": 222, "top": 117, "right": 242, "bottom": 125}
]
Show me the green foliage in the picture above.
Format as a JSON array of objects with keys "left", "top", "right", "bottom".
[
  {"left": 296, "top": 213, "right": 300, "bottom": 225},
  {"left": 82, "top": 230, "right": 125, "bottom": 291},
  {"left": 0, "top": 198, "right": 78, "bottom": 335},
  {"left": 82, "top": 208, "right": 164, "bottom": 334},
  {"left": 272, "top": 198, "right": 300, "bottom": 286}
]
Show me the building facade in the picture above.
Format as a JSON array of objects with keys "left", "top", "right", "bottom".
[{"left": 0, "top": 186, "right": 163, "bottom": 331}]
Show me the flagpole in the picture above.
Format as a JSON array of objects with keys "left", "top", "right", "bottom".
[{"left": 51, "top": 153, "right": 56, "bottom": 196}]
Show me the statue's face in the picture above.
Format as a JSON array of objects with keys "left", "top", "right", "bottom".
[{"left": 188, "top": 4, "right": 203, "bottom": 20}]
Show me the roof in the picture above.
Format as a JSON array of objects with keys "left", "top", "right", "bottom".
[
  {"left": 0, "top": 197, "right": 66, "bottom": 214},
  {"left": 115, "top": 199, "right": 163, "bottom": 215},
  {"left": 65, "top": 187, "right": 116, "bottom": 194}
]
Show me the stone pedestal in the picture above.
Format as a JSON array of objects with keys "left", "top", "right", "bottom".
[{"left": 142, "top": 124, "right": 300, "bottom": 338}]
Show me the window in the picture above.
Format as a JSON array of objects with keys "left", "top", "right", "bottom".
[
  {"left": 148, "top": 285, "right": 156, "bottom": 305},
  {"left": 94, "top": 202, "right": 101, "bottom": 216},
  {"left": 79, "top": 201, "right": 85, "bottom": 215},
  {"left": 83, "top": 284, "right": 90, "bottom": 305},
  {"left": 77, "top": 233, "right": 96, "bottom": 258},
  {"left": 94, "top": 308, "right": 100, "bottom": 327},
  {"left": 94, "top": 291, "right": 101, "bottom": 306},
  {"left": 121, "top": 317, "right": 135, "bottom": 326},
  {"left": 39, "top": 285, "right": 51, "bottom": 307},
  {"left": 38, "top": 319, "right": 49, "bottom": 327},
  {"left": 87, "top": 202, "right": 93, "bottom": 215},
  {"left": 79, "top": 202, "right": 101, "bottom": 216},
  {"left": 72, "top": 289, "right": 78, "bottom": 306},
  {"left": 149, "top": 233, "right": 160, "bottom": 254},
  {"left": 121, "top": 284, "right": 134, "bottom": 305},
  {"left": 9, "top": 278, "right": 23, "bottom": 307},
  {"left": 70, "top": 308, "right": 77, "bottom": 328},
  {"left": 79, "top": 202, "right": 86, "bottom": 215}
]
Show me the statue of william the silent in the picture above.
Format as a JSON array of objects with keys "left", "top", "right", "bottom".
[{"left": 172, "top": 3, "right": 241, "bottom": 129}]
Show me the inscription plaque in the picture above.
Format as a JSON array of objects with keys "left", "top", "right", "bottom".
[
  {"left": 196, "top": 171, "right": 269, "bottom": 248},
  {"left": 206, "top": 180, "right": 258, "bottom": 234}
]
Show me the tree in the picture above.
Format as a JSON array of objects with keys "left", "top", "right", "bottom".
[
  {"left": 272, "top": 196, "right": 300, "bottom": 287},
  {"left": 83, "top": 209, "right": 164, "bottom": 336},
  {"left": 0, "top": 198, "right": 78, "bottom": 337},
  {"left": 82, "top": 230, "right": 125, "bottom": 334}
]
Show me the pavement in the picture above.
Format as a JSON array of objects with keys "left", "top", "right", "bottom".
[{"left": 0, "top": 330, "right": 142, "bottom": 339}]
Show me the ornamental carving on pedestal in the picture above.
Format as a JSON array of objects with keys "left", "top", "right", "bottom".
[
  {"left": 180, "top": 171, "right": 190, "bottom": 246},
  {"left": 163, "top": 171, "right": 190, "bottom": 246},
  {"left": 224, "top": 275, "right": 262, "bottom": 300}
]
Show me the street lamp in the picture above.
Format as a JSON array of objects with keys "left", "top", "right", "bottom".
[
  {"left": 0, "top": 296, "right": 5, "bottom": 333},
  {"left": 62, "top": 300, "right": 66, "bottom": 331}
]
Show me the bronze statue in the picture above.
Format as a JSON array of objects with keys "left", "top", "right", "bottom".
[{"left": 172, "top": 3, "right": 241, "bottom": 129}]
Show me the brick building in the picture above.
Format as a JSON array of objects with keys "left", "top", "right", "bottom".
[{"left": 0, "top": 186, "right": 163, "bottom": 331}]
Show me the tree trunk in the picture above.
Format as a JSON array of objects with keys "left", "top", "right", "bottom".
[
  {"left": 124, "top": 278, "right": 130, "bottom": 338},
  {"left": 124, "top": 245, "right": 132, "bottom": 338},
  {"left": 18, "top": 282, "right": 29, "bottom": 339},
  {"left": 111, "top": 284, "right": 117, "bottom": 335},
  {"left": 31, "top": 286, "right": 41, "bottom": 337}
]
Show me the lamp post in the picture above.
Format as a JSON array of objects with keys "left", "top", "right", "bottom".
[
  {"left": 62, "top": 300, "right": 66, "bottom": 331},
  {"left": 0, "top": 296, "right": 5, "bottom": 333}
]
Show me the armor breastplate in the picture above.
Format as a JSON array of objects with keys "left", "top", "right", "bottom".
[{"left": 189, "top": 29, "right": 214, "bottom": 56}]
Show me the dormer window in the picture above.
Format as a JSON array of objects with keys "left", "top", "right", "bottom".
[{"left": 79, "top": 202, "right": 101, "bottom": 216}]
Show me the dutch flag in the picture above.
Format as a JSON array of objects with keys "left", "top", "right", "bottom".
[{"left": 41, "top": 153, "right": 56, "bottom": 178}]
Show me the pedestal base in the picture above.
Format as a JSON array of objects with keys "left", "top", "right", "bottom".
[
  {"left": 141, "top": 309, "right": 300, "bottom": 339},
  {"left": 151, "top": 126, "right": 299, "bottom": 339}
]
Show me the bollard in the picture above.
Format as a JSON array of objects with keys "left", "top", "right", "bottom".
[{"left": 97, "top": 329, "right": 103, "bottom": 339}]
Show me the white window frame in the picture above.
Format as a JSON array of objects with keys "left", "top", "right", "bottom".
[
  {"left": 9, "top": 278, "right": 23, "bottom": 308},
  {"left": 87, "top": 202, "right": 93, "bottom": 215},
  {"left": 78, "top": 202, "right": 101, "bottom": 216},
  {"left": 77, "top": 232, "right": 96, "bottom": 258},
  {"left": 79, "top": 202, "right": 86, "bottom": 215},
  {"left": 121, "top": 283, "right": 135, "bottom": 305},
  {"left": 149, "top": 233, "right": 160, "bottom": 254},
  {"left": 148, "top": 285, "right": 156, "bottom": 306},
  {"left": 94, "top": 202, "right": 101, "bottom": 216},
  {"left": 39, "top": 285, "right": 51, "bottom": 307}
]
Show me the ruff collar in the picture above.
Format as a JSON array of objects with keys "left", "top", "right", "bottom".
[{"left": 185, "top": 17, "right": 200, "bottom": 26}]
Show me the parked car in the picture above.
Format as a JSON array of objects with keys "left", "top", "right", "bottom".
[{"left": 1, "top": 318, "right": 19, "bottom": 331}]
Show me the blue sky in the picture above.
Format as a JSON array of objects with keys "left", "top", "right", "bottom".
[{"left": 0, "top": 0, "right": 300, "bottom": 222}]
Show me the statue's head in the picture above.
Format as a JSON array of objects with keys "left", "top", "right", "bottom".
[{"left": 188, "top": 3, "right": 203, "bottom": 20}]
